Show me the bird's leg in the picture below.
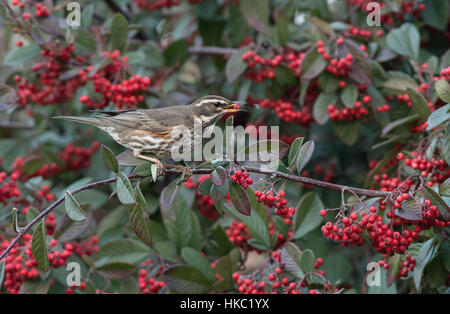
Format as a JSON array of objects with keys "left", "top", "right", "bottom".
[
  {"left": 163, "top": 164, "right": 192, "bottom": 181},
  {"left": 134, "top": 152, "right": 165, "bottom": 176}
]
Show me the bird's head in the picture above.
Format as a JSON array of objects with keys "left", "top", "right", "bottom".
[{"left": 190, "top": 95, "right": 245, "bottom": 120}]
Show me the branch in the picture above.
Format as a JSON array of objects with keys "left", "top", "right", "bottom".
[
  {"left": 0, "top": 166, "right": 389, "bottom": 261},
  {"left": 188, "top": 46, "right": 239, "bottom": 55}
]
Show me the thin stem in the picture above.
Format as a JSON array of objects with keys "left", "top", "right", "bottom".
[{"left": 0, "top": 166, "right": 390, "bottom": 261}]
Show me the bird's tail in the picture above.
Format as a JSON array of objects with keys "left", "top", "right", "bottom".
[{"left": 53, "top": 116, "right": 102, "bottom": 127}]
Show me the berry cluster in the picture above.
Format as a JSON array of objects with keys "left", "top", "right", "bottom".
[
  {"left": 253, "top": 98, "right": 314, "bottom": 127},
  {"left": 398, "top": 253, "right": 416, "bottom": 277},
  {"left": 326, "top": 54, "right": 353, "bottom": 77},
  {"left": 327, "top": 102, "right": 369, "bottom": 121},
  {"left": 343, "top": 25, "right": 375, "bottom": 39},
  {"left": 0, "top": 234, "right": 74, "bottom": 293},
  {"left": 60, "top": 142, "right": 100, "bottom": 171},
  {"left": 230, "top": 170, "right": 253, "bottom": 189},
  {"left": 65, "top": 282, "right": 87, "bottom": 294},
  {"left": 184, "top": 175, "right": 219, "bottom": 220},
  {"left": 402, "top": 151, "right": 449, "bottom": 185},
  {"left": 138, "top": 258, "right": 166, "bottom": 293},
  {"left": 321, "top": 212, "right": 365, "bottom": 246},
  {"left": 241, "top": 51, "right": 284, "bottom": 81},
  {"left": 15, "top": 45, "right": 88, "bottom": 108},
  {"left": 226, "top": 220, "right": 250, "bottom": 248},
  {"left": 79, "top": 51, "right": 151, "bottom": 109},
  {"left": 438, "top": 68, "right": 450, "bottom": 80},
  {"left": 12, "top": 157, "right": 61, "bottom": 180},
  {"left": 35, "top": 3, "right": 50, "bottom": 17},
  {"left": 255, "top": 190, "right": 295, "bottom": 218},
  {"left": 69, "top": 236, "right": 100, "bottom": 257},
  {"left": 316, "top": 40, "right": 330, "bottom": 61},
  {"left": 138, "top": 268, "right": 166, "bottom": 293},
  {"left": 0, "top": 171, "right": 21, "bottom": 203},
  {"left": 376, "top": 104, "right": 390, "bottom": 112}
]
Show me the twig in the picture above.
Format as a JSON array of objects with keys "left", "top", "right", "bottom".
[
  {"left": 188, "top": 46, "right": 239, "bottom": 55},
  {"left": 0, "top": 166, "right": 390, "bottom": 261}
]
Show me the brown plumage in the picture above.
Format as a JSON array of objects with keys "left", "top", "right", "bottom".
[{"left": 53, "top": 95, "right": 244, "bottom": 176}]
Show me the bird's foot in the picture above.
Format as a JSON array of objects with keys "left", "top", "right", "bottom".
[
  {"left": 134, "top": 153, "right": 165, "bottom": 177},
  {"left": 163, "top": 164, "right": 192, "bottom": 181}
]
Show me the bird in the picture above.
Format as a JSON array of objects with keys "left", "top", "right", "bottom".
[{"left": 53, "top": 95, "right": 244, "bottom": 177}]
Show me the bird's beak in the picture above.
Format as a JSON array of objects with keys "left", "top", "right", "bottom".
[{"left": 222, "top": 101, "right": 247, "bottom": 113}]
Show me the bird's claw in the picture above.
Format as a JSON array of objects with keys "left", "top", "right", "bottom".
[{"left": 180, "top": 167, "right": 192, "bottom": 182}]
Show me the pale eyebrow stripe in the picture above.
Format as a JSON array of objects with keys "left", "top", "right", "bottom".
[{"left": 195, "top": 99, "right": 228, "bottom": 106}]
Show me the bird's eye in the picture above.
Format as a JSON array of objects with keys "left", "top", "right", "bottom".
[{"left": 213, "top": 102, "right": 222, "bottom": 107}]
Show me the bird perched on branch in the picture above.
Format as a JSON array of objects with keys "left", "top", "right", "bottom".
[{"left": 53, "top": 95, "right": 244, "bottom": 177}]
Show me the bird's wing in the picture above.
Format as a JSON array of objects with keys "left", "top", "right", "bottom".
[{"left": 104, "top": 106, "right": 194, "bottom": 133}]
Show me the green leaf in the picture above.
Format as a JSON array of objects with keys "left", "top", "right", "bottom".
[
  {"left": 212, "top": 248, "right": 240, "bottom": 291},
  {"left": 340, "top": 83, "right": 358, "bottom": 108},
  {"left": 210, "top": 183, "right": 229, "bottom": 203},
  {"left": 3, "top": 44, "right": 41, "bottom": 66},
  {"left": 226, "top": 49, "right": 248, "bottom": 83},
  {"left": 273, "top": 215, "right": 288, "bottom": 238},
  {"left": 64, "top": 191, "right": 87, "bottom": 221},
  {"left": 54, "top": 210, "right": 92, "bottom": 241},
  {"left": 293, "top": 192, "right": 324, "bottom": 239},
  {"left": 128, "top": 203, "right": 152, "bottom": 246},
  {"left": 210, "top": 166, "right": 227, "bottom": 186},
  {"left": 421, "top": 0, "right": 448, "bottom": 31},
  {"left": 229, "top": 183, "right": 251, "bottom": 216},
  {"left": 12, "top": 207, "right": 21, "bottom": 233},
  {"left": 276, "top": 11, "right": 289, "bottom": 45},
  {"left": 300, "top": 47, "right": 327, "bottom": 81},
  {"left": 288, "top": 137, "right": 304, "bottom": 169},
  {"left": 381, "top": 114, "right": 419, "bottom": 136},
  {"left": 75, "top": 31, "right": 96, "bottom": 53},
  {"left": 306, "top": 16, "right": 335, "bottom": 36},
  {"left": 21, "top": 157, "right": 46, "bottom": 176},
  {"left": 394, "top": 199, "right": 422, "bottom": 221},
  {"left": 364, "top": 151, "right": 396, "bottom": 187},
  {"left": 439, "top": 178, "right": 450, "bottom": 197},
  {"left": 31, "top": 220, "right": 49, "bottom": 271},
  {"left": 406, "top": 87, "right": 431, "bottom": 119},
  {"left": 181, "top": 248, "right": 217, "bottom": 282},
  {"left": 425, "top": 256, "right": 447, "bottom": 288},
  {"left": 101, "top": 145, "right": 119, "bottom": 173},
  {"left": 116, "top": 172, "right": 136, "bottom": 205},
  {"left": 386, "top": 23, "right": 420, "bottom": 60},
  {"left": 161, "top": 179, "right": 180, "bottom": 208},
  {"left": 423, "top": 185, "right": 450, "bottom": 221},
  {"left": 163, "top": 265, "right": 212, "bottom": 294},
  {"left": 434, "top": 80, "right": 450, "bottom": 103},
  {"left": 343, "top": 39, "right": 373, "bottom": 85},
  {"left": 332, "top": 121, "right": 360, "bottom": 146},
  {"left": 413, "top": 236, "right": 440, "bottom": 291},
  {"left": 299, "top": 249, "right": 315, "bottom": 274},
  {"left": 383, "top": 77, "right": 419, "bottom": 94},
  {"left": 163, "top": 39, "right": 189, "bottom": 67},
  {"left": 313, "top": 92, "right": 337, "bottom": 125},
  {"left": 295, "top": 140, "right": 315, "bottom": 174},
  {"left": 237, "top": 140, "right": 289, "bottom": 163},
  {"left": 95, "top": 238, "right": 150, "bottom": 262},
  {"left": 155, "top": 241, "right": 178, "bottom": 262},
  {"left": 110, "top": 13, "right": 129, "bottom": 52},
  {"left": 198, "top": 179, "right": 212, "bottom": 195},
  {"left": 0, "top": 258, "right": 5, "bottom": 288},
  {"left": 427, "top": 104, "right": 450, "bottom": 130},
  {"left": 281, "top": 242, "right": 305, "bottom": 279},
  {"left": 240, "top": 0, "right": 269, "bottom": 24}
]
